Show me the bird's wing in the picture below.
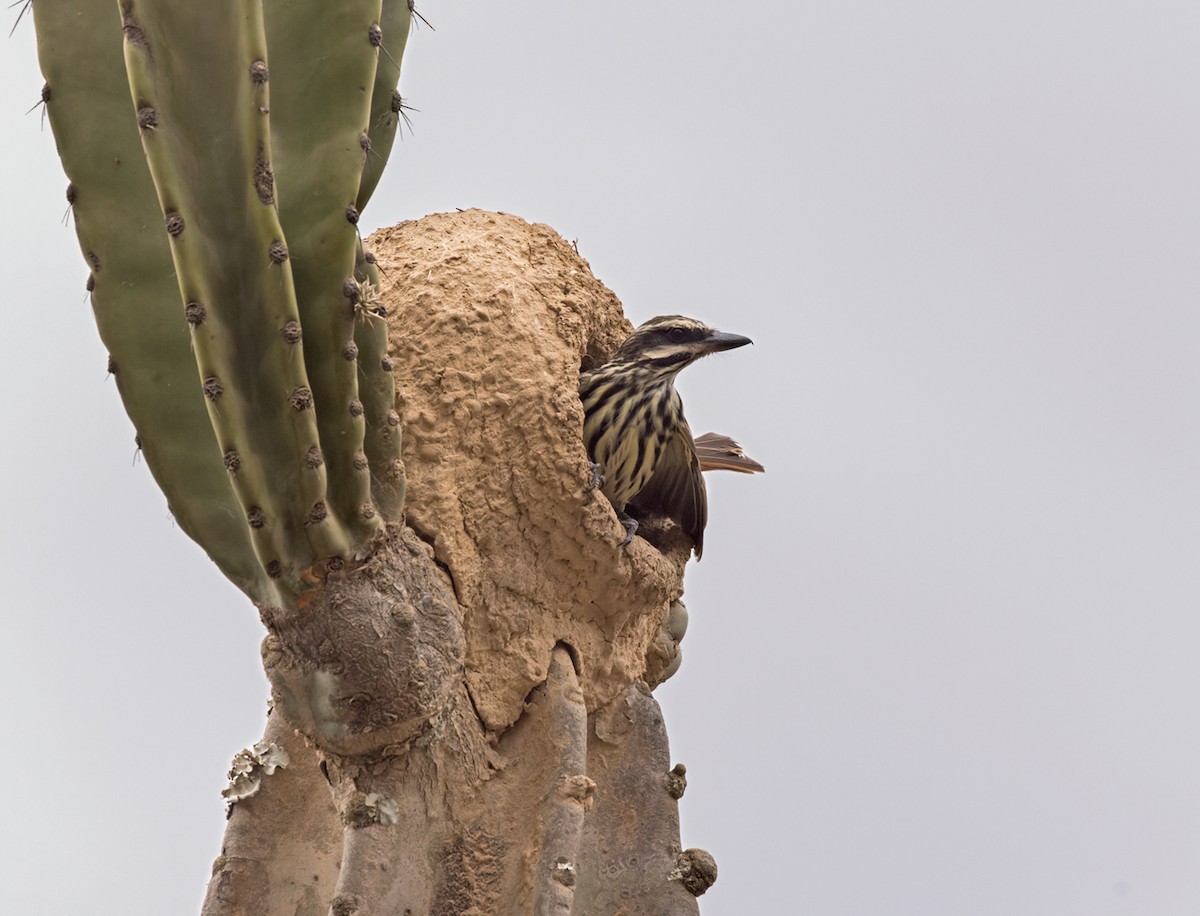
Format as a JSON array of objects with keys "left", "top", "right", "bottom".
[
  {"left": 630, "top": 420, "right": 708, "bottom": 559},
  {"left": 693, "top": 432, "right": 765, "bottom": 474}
]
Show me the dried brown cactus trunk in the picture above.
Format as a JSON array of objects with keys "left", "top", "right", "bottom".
[{"left": 203, "top": 210, "right": 714, "bottom": 915}]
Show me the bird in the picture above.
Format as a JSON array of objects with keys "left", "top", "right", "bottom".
[{"left": 579, "top": 315, "right": 757, "bottom": 558}]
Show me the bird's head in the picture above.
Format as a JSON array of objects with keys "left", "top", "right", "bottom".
[{"left": 610, "top": 315, "right": 752, "bottom": 378}]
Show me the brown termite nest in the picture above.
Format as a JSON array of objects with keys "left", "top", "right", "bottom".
[{"left": 368, "top": 209, "right": 689, "bottom": 731}]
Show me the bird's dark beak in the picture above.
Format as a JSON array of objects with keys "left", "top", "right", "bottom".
[{"left": 701, "top": 330, "right": 753, "bottom": 353}]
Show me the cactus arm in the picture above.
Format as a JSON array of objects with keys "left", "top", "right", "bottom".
[
  {"left": 32, "top": 0, "right": 277, "bottom": 604},
  {"left": 120, "top": 0, "right": 361, "bottom": 591},
  {"left": 354, "top": 241, "right": 405, "bottom": 519},
  {"left": 356, "top": 0, "right": 413, "bottom": 212},
  {"left": 260, "top": 0, "right": 386, "bottom": 541}
]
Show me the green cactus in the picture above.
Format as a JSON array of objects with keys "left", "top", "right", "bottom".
[{"left": 33, "top": 0, "right": 412, "bottom": 606}]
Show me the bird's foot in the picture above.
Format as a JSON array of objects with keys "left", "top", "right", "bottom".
[
  {"left": 586, "top": 461, "right": 606, "bottom": 492},
  {"left": 617, "top": 510, "right": 639, "bottom": 546}
]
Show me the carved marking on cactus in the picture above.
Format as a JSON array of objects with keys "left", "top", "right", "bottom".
[
  {"left": 202, "top": 376, "right": 224, "bottom": 400},
  {"left": 136, "top": 106, "right": 158, "bottom": 131},
  {"left": 268, "top": 240, "right": 288, "bottom": 264},
  {"left": 86, "top": 250, "right": 101, "bottom": 272},
  {"left": 254, "top": 144, "right": 275, "bottom": 205},
  {"left": 266, "top": 559, "right": 283, "bottom": 579},
  {"left": 386, "top": 410, "right": 400, "bottom": 428},
  {"left": 247, "top": 506, "right": 266, "bottom": 529},
  {"left": 360, "top": 503, "right": 377, "bottom": 521},
  {"left": 304, "top": 446, "right": 324, "bottom": 469},
  {"left": 281, "top": 319, "right": 302, "bottom": 344},
  {"left": 306, "top": 501, "right": 328, "bottom": 526},
  {"left": 288, "top": 387, "right": 314, "bottom": 411},
  {"left": 353, "top": 452, "right": 369, "bottom": 471},
  {"left": 249, "top": 60, "right": 269, "bottom": 85},
  {"left": 164, "top": 210, "right": 185, "bottom": 237},
  {"left": 223, "top": 449, "right": 241, "bottom": 473},
  {"left": 345, "top": 204, "right": 360, "bottom": 225},
  {"left": 349, "top": 399, "right": 365, "bottom": 418},
  {"left": 386, "top": 458, "right": 404, "bottom": 481},
  {"left": 119, "top": 1, "right": 152, "bottom": 60},
  {"left": 184, "top": 300, "right": 206, "bottom": 327},
  {"left": 342, "top": 341, "right": 359, "bottom": 361},
  {"left": 380, "top": 354, "right": 394, "bottom": 372}
]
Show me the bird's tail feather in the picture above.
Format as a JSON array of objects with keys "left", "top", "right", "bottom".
[{"left": 694, "top": 432, "right": 764, "bottom": 474}]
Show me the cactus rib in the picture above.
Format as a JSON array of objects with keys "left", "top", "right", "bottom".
[
  {"left": 261, "top": 0, "right": 387, "bottom": 544},
  {"left": 354, "top": 239, "right": 406, "bottom": 519},
  {"left": 356, "top": 0, "right": 413, "bottom": 212}
]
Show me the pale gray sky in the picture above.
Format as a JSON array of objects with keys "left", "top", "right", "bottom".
[{"left": 3, "top": 3, "right": 1199, "bottom": 914}]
